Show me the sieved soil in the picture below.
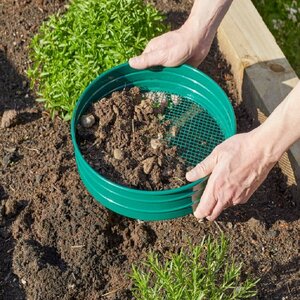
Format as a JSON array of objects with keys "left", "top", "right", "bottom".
[
  {"left": 0, "top": 0, "right": 299, "bottom": 300},
  {"left": 78, "top": 87, "right": 189, "bottom": 190}
]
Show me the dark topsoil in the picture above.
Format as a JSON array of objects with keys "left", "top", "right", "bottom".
[{"left": 0, "top": 0, "right": 299, "bottom": 299}]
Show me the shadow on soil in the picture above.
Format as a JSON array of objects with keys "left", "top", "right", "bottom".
[
  {"left": 257, "top": 256, "right": 300, "bottom": 299},
  {"left": 0, "top": 50, "right": 37, "bottom": 118},
  {"left": 0, "top": 49, "right": 34, "bottom": 300}
]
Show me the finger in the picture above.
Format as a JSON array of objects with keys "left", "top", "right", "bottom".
[
  {"left": 128, "top": 50, "right": 167, "bottom": 70},
  {"left": 193, "top": 175, "right": 217, "bottom": 219},
  {"left": 206, "top": 200, "right": 229, "bottom": 221},
  {"left": 186, "top": 151, "right": 217, "bottom": 182}
]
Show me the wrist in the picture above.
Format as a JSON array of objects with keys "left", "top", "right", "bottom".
[
  {"left": 251, "top": 125, "right": 285, "bottom": 164},
  {"left": 186, "top": 0, "right": 233, "bottom": 35}
]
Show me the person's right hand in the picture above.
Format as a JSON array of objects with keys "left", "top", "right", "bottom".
[{"left": 129, "top": 18, "right": 214, "bottom": 70}]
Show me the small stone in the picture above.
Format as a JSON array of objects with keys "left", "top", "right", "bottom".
[
  {"left": 4, "top": 146, "right": 16, "bottom": 153},
  {"left": 171, "top": 94, "right": 181, "bottom": 105},
  {"left": 142, "top": 157, "right": 156, "bottom": 174},
  {"left": 80, "top": 114, "right": 95, "bottom": 128},
  {"left": 113, "top": 149, "right": 124, "bottom": 160},
  {"left": 226, "top": 222, "right": 233, "bottom": 229},
  {"left": 157, "top": 132, "right": 163, "bottom": 139},
  {"left": 170, "top": 126, "right": 178, "bottom": 137},
  {"left": 2, "top": 153, "right": 13, "bottom": 168},
  {"left": 112, "top": 105, "right": 119, "bottom": 115},
  {"left": 150, "top": 139, "right": 162, "bottom": 150},
  {"left": 35, "top": 174, "right": 43, "bottom": 184},
  {"left": 21, "top": 278, "right": 27, "bottom": 285},
  {"left": 157, "top": 114, "right": 165, "bottom": 121},
  {"left": 1, "top": 109, "right": 18, "bottom": 128},
  {"left": 68, "top": 283, "right": 75, "bottom": 289},
  {"left": 267, "top": 229, "right": 278, "bottom": 238},
  {"left": 157, "top": 157, "right": 163, "bottom": 167}
]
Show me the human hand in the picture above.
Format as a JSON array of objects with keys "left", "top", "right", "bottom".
[
  {"left": 129, "top": 0, "right": 233, "bottom": 69},
  {"left": 129, "top": 19, "right": 214, "bottom": 69},
  {"left": 186, "top": 129, "right": 280, "bottom": 221}
]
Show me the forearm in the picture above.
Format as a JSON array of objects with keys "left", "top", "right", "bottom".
[
  {"left": 184, "top": 0, "right": 233, "bottom": 39},
  {"left": 255, "top": 81, "right": 300, "bottom": 160}
]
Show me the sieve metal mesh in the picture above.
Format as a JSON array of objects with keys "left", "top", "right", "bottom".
[{"left": 163, "top": 96, "right": 225, "bottom": 166}]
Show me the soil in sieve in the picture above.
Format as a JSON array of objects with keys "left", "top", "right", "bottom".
[{"left": 78, "top": 87, "right": 190, "bottom": 191}]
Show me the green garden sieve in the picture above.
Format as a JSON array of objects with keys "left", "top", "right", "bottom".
[{"left": 71, "top": 62, "right": 236, "bottom": 221}]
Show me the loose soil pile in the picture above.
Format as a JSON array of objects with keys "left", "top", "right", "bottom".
[
  {"left": 0, "top": 1, "right": 299, "bottom": 300},
  {"left": 78, "top": 87, "right": 189, "bottom": 190}
]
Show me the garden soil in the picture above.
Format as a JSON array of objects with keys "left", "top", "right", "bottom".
[{"left": 0, "top": 0, "right": 299, "bottom": 299}]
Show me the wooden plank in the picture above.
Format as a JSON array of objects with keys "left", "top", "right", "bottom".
[{"left": 217, "top": 0, "right": 300, "bottom": 200}]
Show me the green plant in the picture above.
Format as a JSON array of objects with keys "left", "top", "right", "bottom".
[
  {"left": 28, "top": 0, "right": 168, "bottom": 120},
  {"left": 252, "top": 0, "right": 300, "bottom": 76},
  {"left": 131, "top": 235, "right": 258, "bottom": 300}
]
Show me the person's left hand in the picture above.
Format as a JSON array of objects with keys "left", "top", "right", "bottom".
[{"left": 186, "top": 129, "right": 280, "bottom": 221}]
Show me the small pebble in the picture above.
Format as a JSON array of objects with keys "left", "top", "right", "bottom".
[
  {"left": 35, "top": 174, "right": 43, "bottom": 184},
  {"left": 4, "top": 146, "right": 16, "bottom": 153},
  {"left": 267, "top": 229, "right": 278, "bottom": 238},
  {"left": 150, "top": 139, "right": 162, "bottom": 150},
  {"left": 157, "top": 157, "right": 163, "bottom": 167},
  {"left": 157, "top": 114, "right": 165, "bottom": 121},
  {"left": 170, "top": 126, "right": 178, "bottom": 137},
  {"left": 171, "top": 94, "right": 181, "bottom": 105},
  {"left": 2, "top": 153, "right": 13, "bottom": 168},
  {"left": 113, "top": 149, "right": 124, "bottom": 160},
  {"left": 226, "top": 222, "right": 233, "bottom": 229},
  {"left": 142, "top": 157, "right": 156, "bottom": 174},
  {"left": 80, "top": 114, "right": 95, "bottom": 128},
  {"left": 157, "top": 132, "right": 163, "bottom": 139}
]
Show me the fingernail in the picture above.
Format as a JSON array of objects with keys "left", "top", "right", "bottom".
[
  {"left": 129, "top": 57, "right": 138, "bottom": 65},
  {"left": 193, "top": 211, "right": 202, "bottom": 219},
  {"left": 186, "top": 170, "right": 194, "bottom": 181},
  {"left": 197, "top": 218, "right": 204, "bottom": 223}
]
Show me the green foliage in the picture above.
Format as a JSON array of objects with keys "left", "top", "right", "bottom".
[
  {"left": 131, "top": 235, "right": 259, "bottom": 300},
  {"left": 28, "top": 0, "right": 168, "bottom": 120},
  {"left": 252, "top": 0, "right": 300, "bottom": 76}
]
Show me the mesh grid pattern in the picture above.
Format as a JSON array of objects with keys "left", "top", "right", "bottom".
[{"left": 163, "top": 97, "right": 225, "bottom": 166}]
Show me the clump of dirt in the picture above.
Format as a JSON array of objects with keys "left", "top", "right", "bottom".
[
  {"left": 1, "top": 109, "right": 19, "bottom": 128},
  {"left": 78, "top": 87, "right": 189, "bottom": 191}
]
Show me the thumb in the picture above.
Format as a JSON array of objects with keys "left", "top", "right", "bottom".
[
  {"left": 186, "top": 152, "right": 217, "bottom": 182},
  {"left": 129, "top": 50, "right": 166, "bottom": 70}
]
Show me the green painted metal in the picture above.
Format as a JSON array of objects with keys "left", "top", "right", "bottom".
[{"left": 71, "top": 62, "right": 236, "bottom": 221}]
